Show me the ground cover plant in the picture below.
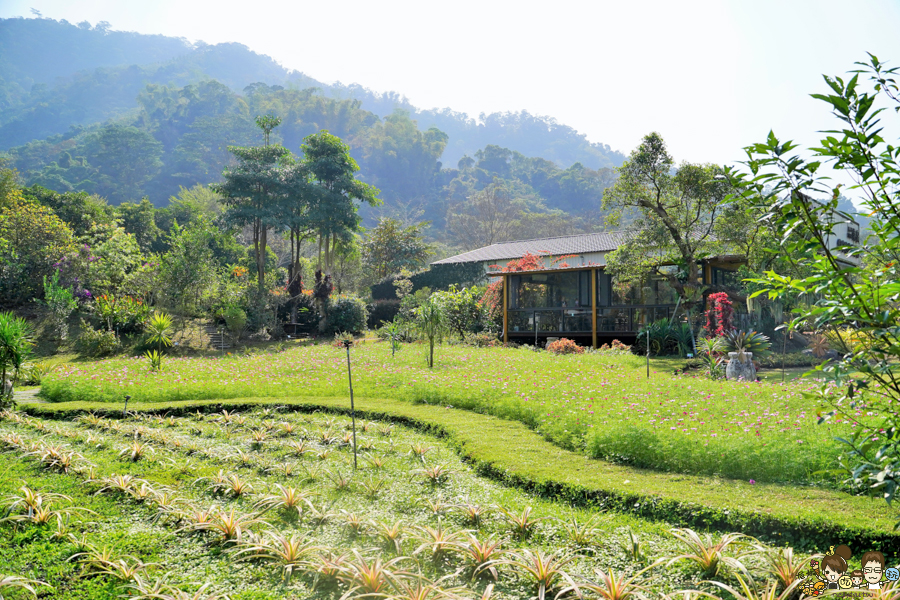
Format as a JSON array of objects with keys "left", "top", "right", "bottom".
[
  {"left": 0, "top": 407, "right": 810, "bottom": 599},
  {"left": 39, "top": 343, "right": 863, "bottom": 484}
]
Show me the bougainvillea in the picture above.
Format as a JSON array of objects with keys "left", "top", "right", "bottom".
[
  {"left": 705, "top": 292, "right": 734, "bottom": 337},
  {"left": 480, "top": 252, "right": 580, "bottom": 324}
]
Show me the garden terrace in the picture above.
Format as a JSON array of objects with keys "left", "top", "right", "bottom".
[{"left": 0, "top": 405, "right": 801, "bottom": 600}]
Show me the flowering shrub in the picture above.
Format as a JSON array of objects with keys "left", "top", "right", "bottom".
[
  {"left": 705, "top": 292, "right": 734, "bottom": 337},
  {"left": 94, "top": 294, "right": 150, "bottom": 335},
  {"left": 546, "top": 338, "right": 584, "bottom": 355},
  {"left": 597, "top": 339, "right": 631, "bottom": 354},
  {"left": 463, "top": 332, "right": 501, "bottom": 348}
]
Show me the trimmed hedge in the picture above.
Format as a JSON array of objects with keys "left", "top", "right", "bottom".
[
  {"left": 22, "top": 395, "right": 900, "bottom": 554},
  {"left": 371, "top": 263, "right": 487, "bottom": 300}
]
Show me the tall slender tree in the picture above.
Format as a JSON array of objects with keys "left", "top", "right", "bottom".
[
  {"left": 213, "top": 115, "right": 289, "bottom": 293},
  {"left": 300, "top": 131, "right": 381, "bottom": 275}
]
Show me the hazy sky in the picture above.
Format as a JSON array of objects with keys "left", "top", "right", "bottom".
[{"left": 3, "top": 0, "right": 900, "bottom": 184}]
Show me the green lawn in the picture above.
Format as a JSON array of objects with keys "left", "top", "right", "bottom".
[{"left": 39, "top": 342, "right": 860, "bottom": 485}]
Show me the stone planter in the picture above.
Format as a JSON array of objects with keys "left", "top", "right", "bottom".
[{"left": 725, "top": 352, "right": 757, "bottom": 381}]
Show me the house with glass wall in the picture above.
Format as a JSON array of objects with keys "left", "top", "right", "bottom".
[{"left": 431, "top": 232, "right": 745, "bottom": 347}]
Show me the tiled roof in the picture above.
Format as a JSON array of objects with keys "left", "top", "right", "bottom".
[{"left": 432, "top": 232, "right": 632, "bottom": 265}]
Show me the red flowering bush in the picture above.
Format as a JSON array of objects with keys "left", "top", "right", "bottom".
[
  {"left": 547, "top": 338, "right": 584, "bottom": 355},
  {"left": 704, "top": 292, "right": 734, "bottom": 337}
]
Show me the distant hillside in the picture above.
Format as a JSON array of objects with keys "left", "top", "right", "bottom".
[{"left": 0, "top": 17, "right": 625, "bottom": 171}]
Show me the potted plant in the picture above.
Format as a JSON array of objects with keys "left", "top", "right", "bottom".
[{"left": 723, "top": 330, "right": 772, "bottom": 381}]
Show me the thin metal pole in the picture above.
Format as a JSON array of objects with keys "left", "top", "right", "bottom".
[
  {"left": 646, "top": 329, "right": 650, "bottom": 378},
  {"left": 345, "top": 343, "right": 358, "bottom": 470},
  {"left": 781, "top": 326, "right": 788, "bottom": 384}
]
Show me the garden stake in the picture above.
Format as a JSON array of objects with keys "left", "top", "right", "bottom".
[
  {"left": 646, "top": 329, "right": 650, "bottom": 378},
  {"left": 342, "top": 339, "right": 358, "bottom": 470},
  {"left": 123, "top": 395, "right": 130, "bottom": 418}
]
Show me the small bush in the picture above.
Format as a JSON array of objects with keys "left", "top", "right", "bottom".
[
  {"left": 325, "top": 294, "right": 368, "bottom": 336},
  {"left": 223, "top": 306, "right": 248, "bottom": 339},
  {"left": 74, "top": 320, "right": 120, "bottom": 357},
  {"left": 546, "top": 338, "right": 584, "bottom": 355},
  {"left": 367, "top": 299, "right": 400, "bottom": 329},
  {"left": 596, "top": 339, "right": 632, "bottom": 355},
  {"left": 463, "top": 332, "right": 501, "bottom": 347}
]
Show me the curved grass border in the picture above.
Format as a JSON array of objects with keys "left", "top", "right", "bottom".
[{"left": 19, "top": 395, "right": 900, "bottom": 554}]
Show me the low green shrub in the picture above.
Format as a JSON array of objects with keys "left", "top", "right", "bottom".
[
  {"left": 74, "top": 320, "right": 120, "bottom": 357},
  {"left": 367, "top": 299, "right": 400, "bottom": 328},
  {"left": 462, "top": 331, "right": 501, "bottom": 347},
  {"left": 325, "top": 294, "right": 368, "bottom": 335}
]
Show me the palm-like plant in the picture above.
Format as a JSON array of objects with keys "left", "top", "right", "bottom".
[
  {"left": 0, "top": 575, "right": 51, "bottom": 598},
  {"left": 696, "top": 337, "right": 726, "bottom": 379},
  {"left": 415, "top": 297, "right": 448, "bottom": 368},
  {"left": 232, "top": 530, "right": 322, "bottom": 583},
  {"left": 666, "top": 528, "right": 755, "bottom": 577},
  {"left": 146, "top": 311, "right": 174, "bottom": 355},
  {"left": 0, "top": 311, "right": 35, "bottom": 407},
  {"left": 493, "top": 549, "right": 577, "bottom": 600}
]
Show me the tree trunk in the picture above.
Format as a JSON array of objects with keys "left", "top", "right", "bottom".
[
  {"left": 258, "top": 223, "right": 267, "bottom": 292},
  {"left": 429, "top": 337, "right": 434, "bottom": 368}
]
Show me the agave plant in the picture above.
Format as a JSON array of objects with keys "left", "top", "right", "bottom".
[
  {"left": 707, "top": 573, "right": 802, "bottom": 600},
  {"left": 177, "top": 507, "right": 266, "bottom": 543},
  {"left": 757, "top": 546, "right": 810, "bottom": 592},
  {"left": 560, "top": 560, "right": 664, "bottom": 600},
  {"left": 0, "top": 575, "right": 51, "bottom": 598},
  {"left": 253, "top": 484, "right": 315, "bottom": 518},
  {"left": 231, "top": 530, "right": 322, "bottom": 583},
  {"left": 493, "top": 549, "right": 577, "bottom": 600},
  {"left": 419, "top": 464, "right": 452, "bottom": 486},
  {"left": 451, "top": 535, "right": 503, "bottom": 581},
  {"left": 371, "top": 520, "right": 406, "bottom": 554},
  {"left": 454, "top": 500, "right": 491, "bottom": 527},
  {"left": 497, "top": 505, "right": 546, "bottom": 539},
  {"left": 119, "top": 440, "right": 154, "bottom": 462},
  {"left": 666, "top": 528, "right": 756, "bottom": 577},
  {"left": 559, "top": 514, "right": 608, "bottom": 548},
  {"left": 335, "top": 549, "right": 417, "bottom": 599},
  {"left": 723, "top": 330, "right": 772, "bottom": 359},
  {"left": 411, "top": 522, "right": 470, "bottom": 563},
  {"left": 126, "top": 577, "right": 230, "bottom": 600}
]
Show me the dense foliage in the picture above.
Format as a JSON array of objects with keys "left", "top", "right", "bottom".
[{"left": 728, "top": 54, "right": 900, "bottom": 517}]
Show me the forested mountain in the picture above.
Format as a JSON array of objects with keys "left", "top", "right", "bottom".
[{"left": 0, "top": 16, "right": 625, "bottom": 245}]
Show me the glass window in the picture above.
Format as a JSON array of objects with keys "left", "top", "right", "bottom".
[
  {"left": 579, "top": 271, "right": 591, "bottom": 307},
  {"left": 598, "top": 307, "right": 630, "bottom": 332},
  {"left": 597, "top": 272, "right": 611, "bottom": 307},
  {"left": 508, "top": 311, "right": 533, "bottom": 333},
  {"left": 562, "top": 308, "right": 592, "bottom": 332},
  {"left": 510, "top": 272, "right": 580, "bottom": 308},
  {"left": 535, "top": 310, "right": 561, "bottom": 332}
]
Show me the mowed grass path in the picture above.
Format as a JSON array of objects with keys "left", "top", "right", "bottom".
[{"left": 41, "top": 343, "right": 864, "bottom": 484}]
